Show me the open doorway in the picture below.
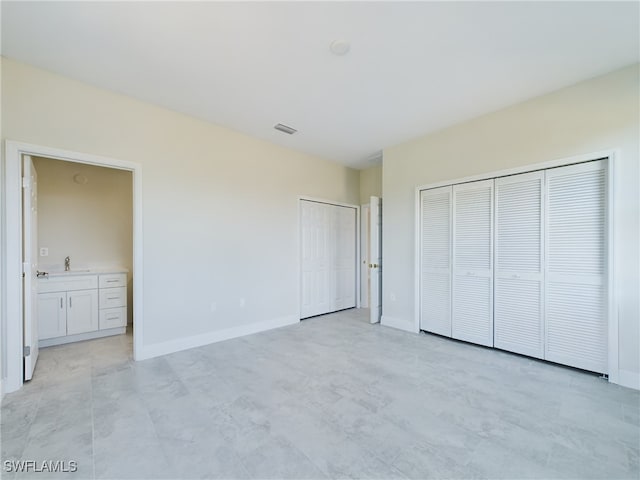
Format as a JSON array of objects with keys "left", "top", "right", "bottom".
[
  {"left": 23, "top": 156, "right": 134, "bottom": 382},
  {"left": 4, "top": 141, "right": 143, "bottom": 394}
]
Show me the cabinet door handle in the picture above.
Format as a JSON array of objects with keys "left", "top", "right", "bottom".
[
  {"left": 60, "top": 298, "right": 63, "bottom": 308},
  {"left": 106, "top": 280, "right": 118, "bottom": 283},
  {"left": 107, "top": 296, "right": 119, "bottom": 300},
  {"left": 69, "top": 297, "right": 72, "bottom": 308}
]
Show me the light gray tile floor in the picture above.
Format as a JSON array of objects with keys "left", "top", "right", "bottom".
[{"left": 2, "top": 308, "right": 638, "bottom": 479}]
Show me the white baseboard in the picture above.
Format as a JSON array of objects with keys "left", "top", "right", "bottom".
[
  {"left": 617, "top": 369, "right": 640, "bottom": 390},
  {"left": 138, "top": 315, "right": 299, "bottom": 360},
  {"left": 381, "top": 315, "right": 419, "bottom": 333}
]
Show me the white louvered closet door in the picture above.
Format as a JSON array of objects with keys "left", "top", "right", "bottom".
[
  {"left": 545, "top": 161, "right": 607, "bottom": 373},
  {"left": 452, "top": 180, "right": 494, "bottom": 347},
  {"left": 494, "top": 171, "right": 544, "bottom": 359},
  {"left": 420, "top": 186, "right": 452, "bottom": 336}
]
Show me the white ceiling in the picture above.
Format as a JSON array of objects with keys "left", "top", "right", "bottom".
[{"left": 2, "top": 2, "right": 638, "bottom": 169}]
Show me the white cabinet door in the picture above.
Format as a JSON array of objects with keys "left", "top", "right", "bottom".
[
  {"left": 452, "top": 179, "right": 494, "bottom": 347},
  {"left": 494, "top": 171, "right": 544, "bottom": 359},
  {"left": 38, "top": 292, "right": 66, "bottom": 340},
  {"left": 66, "top": 289, "right": 99, "bottom": 335},
  {"left": 545, "top": 160, "right": 607, "bottom": 373},
  {"left": 420, "top": 186, "right": 452, "bottom": 336}
]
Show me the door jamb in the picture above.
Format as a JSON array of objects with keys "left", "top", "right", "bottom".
[{"left": 2, "top": 141, "right": 144, "bottom": 394}]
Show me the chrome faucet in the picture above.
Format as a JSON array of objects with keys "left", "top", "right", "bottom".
[{"left": 64, "top": 256, "right": 70, "bottom": 271}]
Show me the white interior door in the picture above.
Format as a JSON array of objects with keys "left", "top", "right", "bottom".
[
  {"left": 335, "top": 206, "right": 357, "bottom": 310},
  {"left": 494, "top": 171, "right": 544, "bottom": 358},
  {"left": 420, "top": 186, "right": 452, "bottom": 336},
  {"left": 369, "top": 196, "right": 382, "bottom": 324},
  {"left": 301, "top": 200, "right": 357, "bottom": 319},
  {"left": 301, "top": 201, "right": 333, "bottom": 318},
  {"left": 360, "top": 204, "right": 370, "bottom": 308},
  {"left": 452, "top": 180, "right": 494, "bottom": 347},
  {"left": 545, "top": 160, "right": 607, "bottom": 373},
  {"left": 23, "top": 155, "right": 39, "bottom": 381}
]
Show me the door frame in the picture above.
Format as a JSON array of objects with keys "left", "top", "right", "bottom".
[
  {"left": 297, "top": 196, "right": 361, "bottom": 320},
  {"left": 413, "top": 148, "right": 619, "bottom": 385},
  {"left": 2, "top": 141, "right": 144, "bottom": 394}
]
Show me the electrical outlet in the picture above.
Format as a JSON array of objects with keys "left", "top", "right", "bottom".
[
  {"left": 390, "top": 292, "right": 396, "bottom": 302},
  {"left": 239, "top": 298, "right": 246, "bottom": 308},
  {"left": 210, "top": 302, "right": 217, "bottom": 313},
  {"left": 39, "top": 247, "right": 49, "bottom": 257}
]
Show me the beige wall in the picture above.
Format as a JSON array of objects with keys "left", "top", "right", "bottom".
[
  {"left": 32, "top": 157, "right": 133, "bottom": 323},
  {"left": 383, "top": 64, "right": 639, "bottom": 381},
  {"left": 1, "top": 58, "right": 359, "bottom": 353},
  {"left": 359, "top": 164, "right": 382, "bottom": 204}
]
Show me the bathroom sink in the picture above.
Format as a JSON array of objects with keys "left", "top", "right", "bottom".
[{"left": 45, "top": 269, "right": 92, "bottom": 277}]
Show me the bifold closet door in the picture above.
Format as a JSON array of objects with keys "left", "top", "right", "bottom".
[
  {"left": 420, "top": 186, "right": 452, "bottom": 336},
  {"left": 545, "top": 161, "right": 607, "bottom": 373},
  {"left": 335, "top": 205, "right": 357, "bottom": 311},
  {"left": 301, "top": 201, "right": 333, "bottom": 318},
  {"left": 300, "top": 201, "right": 356, "bottom": 319},
  {"left": 494, "top": 171, "right": 544, "bottom": 358},
  {"left": 452, "top": 180, "right": 494, "bottom": 347}
]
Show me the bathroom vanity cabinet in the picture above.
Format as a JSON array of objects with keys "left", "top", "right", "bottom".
[{"left": 38, "top": 269, "right": 128, "bottom": 347}]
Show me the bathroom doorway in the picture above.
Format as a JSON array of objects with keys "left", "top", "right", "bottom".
[
  {"left": 4, "top": 142, "right": 144, "bottom": 393},
  {"left": 26, "top": 156, "right": 134, "bottom": 380}
]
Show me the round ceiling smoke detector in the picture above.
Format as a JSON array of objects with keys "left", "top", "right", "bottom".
[
  {"left": 73, "top": 174, "right": 88, "bottom": 185},
  {"left": 330, "top": 39, "right": 351, "bottom": 56}
]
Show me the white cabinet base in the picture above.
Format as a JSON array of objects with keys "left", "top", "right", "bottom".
[
  {"left": 38, "top": 269, "right": 128, "bottom": 348},
  {"left": 39, "top": 326, "right": 126, "bottom": 348}
]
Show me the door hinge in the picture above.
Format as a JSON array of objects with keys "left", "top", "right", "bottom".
[
  {"left": 22, "top": 177, "right": 30, "bottom": 189},
  {"left": 23, "top": 346, "right": 31, "bottom": 357}
]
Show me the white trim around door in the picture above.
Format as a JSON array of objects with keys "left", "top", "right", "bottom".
[
  {"left": 2, "top": 141, "right": 144, "bottom": 394},
  {"left": 413, "top": 149, "right": 621, "bottom": 387}
]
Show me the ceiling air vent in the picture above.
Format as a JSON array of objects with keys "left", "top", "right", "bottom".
[{"left": 274, "top": 123, "right": 297, "bottom": 135}]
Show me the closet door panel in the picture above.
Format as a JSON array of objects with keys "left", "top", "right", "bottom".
[
  {"left": 545, "top": 160, "right": 607, "bottom": 373},
  {"left": 420, "top": 186, "right": 452, "bottom": 336},
  {"left": 494, "top": 171, "right": 544, "bottom": 359},
  {"left": 452, "top": 180, "right": 494, "bottom": 347},
  {"left": 335, "top": 206, "right": 357, "bottom": 310},
  {"left": 301, "top": 201, "right": 356, "bottom": 319},
  {"left": 300, "top": 201, "right": 333, "bottom": 318}
]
